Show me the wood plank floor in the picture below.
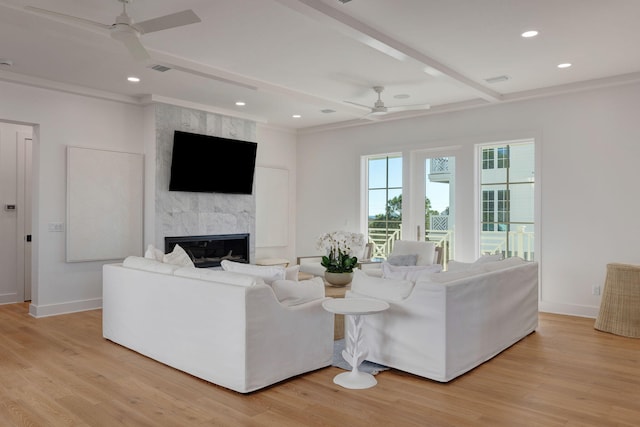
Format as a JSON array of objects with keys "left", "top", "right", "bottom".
[{"left": 1, "top": 303, "right": 638, "bottom": 426}]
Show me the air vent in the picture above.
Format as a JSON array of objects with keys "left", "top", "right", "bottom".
[
  {"left": 149, "top": 64, "right": 171, "bottom": 72},
  {"left": 321, "top": 109, "right": 336, "bottom": 114},
  {"left": 485, "top": 75, "right": 510, "bottom": 84}
]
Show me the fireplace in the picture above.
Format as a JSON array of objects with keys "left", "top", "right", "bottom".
[{"left": 165, "top": 234, "right": 250, "bottom": 268}]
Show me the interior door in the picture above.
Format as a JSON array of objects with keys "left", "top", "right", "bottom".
[
  {"left": 17, "top": 132, "right": 32, "bottom": 301},
  {"left": 409, "top": 150, "right": 456, "bottom": 266}
]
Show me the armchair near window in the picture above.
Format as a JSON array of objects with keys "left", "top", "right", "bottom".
[{"left": 362, "top": 240, "right": 443, "bottom": 277}]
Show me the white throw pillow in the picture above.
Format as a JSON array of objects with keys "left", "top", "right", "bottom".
[
  {"left": 391, "top": 241, "right": 436, "bottom": 266},
  {"left": 285, "top": 265, "right": 300, "bottom": 281},
  {"left": 386, "top": 254, "right": 418, "bottom": 266},
  {"left": 382, "top": 262, "right": 443, "bottom": 281},
  {"left": 122, "top": 256, "right": 181, "bottom": 274},
  {"left": 174, "top": 267, "right": 264, "bottom": 287},
  {"left": 163, "top": 244, "right": 195, "bottom": 268},
  {"left": 480, "top": 256, "right": 526, "bottom": 272},
  {"left": 271, "top": 277, "right": 324, "bottom": 306},
  {"left": 446, "top": 260, "right": 475, "bottom": 272},
  {"left": 474, "top": 253, "right": 504, "bottom": 264},
  {"left": 351, "top": 269, "right": 414, "bottom": 302},
  {"left": 220, "top": 260, "right": 286, "bottom": 285},
  {"left": 144, "top": 244, "right": 164, "bottom": 261}
]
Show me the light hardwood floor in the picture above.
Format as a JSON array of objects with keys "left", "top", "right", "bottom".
[{"left": 1, "top": 303, "right": 638, "bottom": 427}]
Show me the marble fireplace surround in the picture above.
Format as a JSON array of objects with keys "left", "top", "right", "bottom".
[
  {"left": 153, "top": 103, "right": 257, "bottom": 264},
  {"left": 165, "top": 234, "right": 249, "bottom": 268}
]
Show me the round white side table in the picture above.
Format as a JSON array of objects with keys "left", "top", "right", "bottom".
[{"left": 322, "top": 298, "right": 389, "bottom": 389}]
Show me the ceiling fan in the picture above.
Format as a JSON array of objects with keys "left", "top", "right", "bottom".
[
  {"left": 25, "top": 0, "right": 201, "bottom": 61},
  {"left": 345, "top": 86, "right": 431, "bottom": 118}
]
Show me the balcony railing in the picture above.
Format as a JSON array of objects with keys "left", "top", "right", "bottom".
[{"left": 480, "top": 226, "right": 535, "bottom": 260}]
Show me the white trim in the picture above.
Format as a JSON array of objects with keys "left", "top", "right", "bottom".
[
  {"left": 539, "top": 301, "right": 598, "bottom": 319},
  {"left": 28, "top": 298, "right": 102, "bottom": 318},
  {"left": 0, "top": 293, "right": 19, "bottom": 304}
]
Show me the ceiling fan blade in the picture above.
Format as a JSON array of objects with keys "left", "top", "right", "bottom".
[
  {"left": 388, "top": 103, "right": 431, "bottom": 112},
  {"left": 24, "top": 5, "right": 111, "bottom": 30},
  {"left": 344, "top": 100, "right": 373, "bottom": 109},
  {"left": 135, "top": 10, "right": 201, "bottom": 34},
  {"left": 119, "top": 33, "right": 151, "bottom": 61}
]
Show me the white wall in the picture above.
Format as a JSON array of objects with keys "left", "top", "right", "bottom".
[
  {"left": 0, "top": 80, "right": 144, "bottom": 316},
  {"left": 296, "top": 82, "right": 640, "bottom": 318},
  {"left": 255, "top": 124, "right": 298, "bottom": 263}
]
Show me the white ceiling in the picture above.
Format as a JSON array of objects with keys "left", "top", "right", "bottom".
[{"left": 1, "top": 0, "right": 640, "bottom": 131}]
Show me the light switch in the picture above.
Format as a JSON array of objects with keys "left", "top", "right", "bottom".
[{"left": 48, "top": 222, "right": 65, "bottom": 232}]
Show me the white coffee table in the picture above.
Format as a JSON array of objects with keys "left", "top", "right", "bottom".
[{"left": 322, "top": 298, "right": 390, "bottom": 389}]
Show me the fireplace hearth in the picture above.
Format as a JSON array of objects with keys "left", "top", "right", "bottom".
[{"left": 165, "top": 234, "right": 250, "bottom": 268}]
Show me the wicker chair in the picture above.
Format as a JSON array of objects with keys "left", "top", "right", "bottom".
[{"left": 594, "top": 263, "right": 640, "bottom": 338}]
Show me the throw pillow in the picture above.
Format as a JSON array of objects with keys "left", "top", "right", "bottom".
[
  {"left": 351, "top": 269, "right": 414, "bottom": 302},
  {"left": 386, "top": 254, "right": 418, "bottom": 266},
  {"left": 220, "top": 260, "right": 286, "bottom": 285},
  {"left": 285, "top": 265, "right": 300, "bottom": 281},
  {"left": 391, "top": 241, "right": 436, "bottom": 266},
  {"left": 381, "top": 262, "right": 443, "bottom": 281},
  {"left": 174, "top": 267, "right": 264, "bottom": 287},
  {"left": 271, "top": 277, "right": 324, "bottom": 306},
  {"left": 163, "top": 244, "right": 195, "bottom": 268},
  {"left": 122, "top": 256, "right": 182, "bottom": 274},
  {"left": 446, "top": 260, "right": 474, "bottom": 272},
  {"left": 474, "top": 253, "right": 504, "bottom": 264},
  {"left": 144, "top": 244, "right": 164, "bottom": 261}
]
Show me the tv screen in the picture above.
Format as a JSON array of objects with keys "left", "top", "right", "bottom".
[{"left": 169, "top": 131, "right": 257, "bottom": 194}]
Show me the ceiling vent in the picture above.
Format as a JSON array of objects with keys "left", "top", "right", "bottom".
[
  {"left": 321, "top": 109, "right": 336, "bottom": 114},
  {"left": 485, "top": 75, "right": 510, "bottom": 84},
  {"left": 149, "top": 64, "right": 171, "bottom": 72}
]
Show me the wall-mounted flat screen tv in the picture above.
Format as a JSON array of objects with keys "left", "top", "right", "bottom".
[{"left": 169, "top": 130, "right": 258, "bottom": 194}]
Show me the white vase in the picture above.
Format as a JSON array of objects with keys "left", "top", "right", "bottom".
[{"left": 324, "top": 271, "right": 353, "bottom": 287}]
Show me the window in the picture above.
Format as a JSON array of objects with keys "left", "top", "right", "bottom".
[
  {"left": 479, "top": 141, "right": 535, "bottom": 260},
  {"left": 482, "top": 147, "right": 510, "bottom": 170},
  {"left": 366, "top": 155, "right": 402, "bottom": 258}
]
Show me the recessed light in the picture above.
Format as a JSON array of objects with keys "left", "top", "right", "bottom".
[
  {"left": 127, "top": 76, "right": 140, "bottom": 83},
  {"left": 557, "top": 63, "right": 572, "bottom": 69},
  {"left": 235, "top": 101, "right": 246, "bottom": 106},
  {"left": 521, "top": 30, "right": 539, "bottom": 38},
  {"left": 292, "top": 114, "right": 302, "bottom": 119}
]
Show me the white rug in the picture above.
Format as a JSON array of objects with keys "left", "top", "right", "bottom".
[{"left": 332, "top": 339, "right": 389, "bottom": 375}]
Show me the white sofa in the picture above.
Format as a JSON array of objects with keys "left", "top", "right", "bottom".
[
  {"left": 102, "top": 257, "right": 334, "bottom": 393},
  {"left": 346, "top": 256, "right": 539, "bottom": 382}
]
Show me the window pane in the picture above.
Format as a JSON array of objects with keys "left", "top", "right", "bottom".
[
  {"left": 368, "top": 158, "right": 387, "bottom": 188},
  {"left": 479, "top": 141, "right": 535, "bottom": 261},
  {"left": 388, "top": 156, "right": 402, "bottom": 188}
]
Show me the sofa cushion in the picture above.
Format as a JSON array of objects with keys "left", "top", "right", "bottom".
[
  {"left": 271, "top": 277, "right": 325, "bottom": 306},
  {"left": 391, "top": 241, "right": 436, "bottom": 266},
  {"left": 351, "top": 269, "right": 414, "bottom": 302},
  {"left": 381, "top": 262, "right": 443, "bottom": 281},
  {"left": 163, "top": 244, "right": 195, "bottom": 268},
  {"left": 174, "top": 267, "right": 264, "bottom": 287},
  {"left": 122, "top": 256, "right": 182, "bottom": 274},
  {"left": 220, "top": 260, "right": 285, "bottom": 284},
  {"left": 387, "top": 254, "right": 418, "bottom": 266}
]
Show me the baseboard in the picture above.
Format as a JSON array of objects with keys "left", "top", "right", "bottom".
[
  {"left": 539, "top": 301, "right": 598, "bottom": 319},
  {"left": 29, "top": 298, "right": 102, "bottom": 318},
  {"left": 0, "top": 292, "right": 19, "bottom": 305}
]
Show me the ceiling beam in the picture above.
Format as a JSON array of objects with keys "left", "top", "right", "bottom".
[{"left": 274, "top": 0, "right": 502, "bottom": 103}]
